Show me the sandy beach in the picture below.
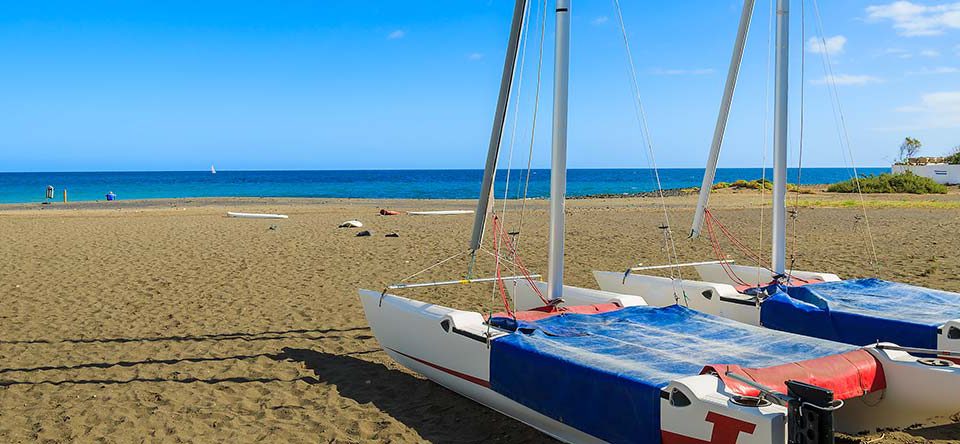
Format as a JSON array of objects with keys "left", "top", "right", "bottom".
[{"left": 1, "top": 190, "right": 959, "bottom": 443}]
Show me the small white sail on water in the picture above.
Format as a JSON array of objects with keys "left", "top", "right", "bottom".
[
  {"left": 359, "top": 1, "right": 960, "bottom": 443},
  {"left": 210, "top": 165, "right": 217, "bottom": 174}
]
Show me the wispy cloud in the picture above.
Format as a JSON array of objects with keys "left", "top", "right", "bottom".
[
  {"left": 865, "top": 1, "right": 960, "bottom": 36},
  {"left": 467, "top": 52, "right": 484, "bottom": 61},
  {"left": 811, "top": 74, "right": 882, "bottom": 86},
  {"left": 884, "top": 47, "right": 913, "bottom": 58},
  {"left": 888, "top": 91, "right": 960, "bottom": 129},
  {"left": 649, "top": 68, "right": 715, "bottom": 76},
  {"left": 920, "top": 49, "right": 941, "bottom": 57},
  {"left": 591, "top": 16, "right": 609, "bottom": 25},
  {"left": 806, "top": 35, "right": 847, "bottom": 55},
  {"left": 387, "top": 29, "right": 406, "bottom": 40},
  {"left": 907, "top": 66, "right": 960, "bottom": 75}
]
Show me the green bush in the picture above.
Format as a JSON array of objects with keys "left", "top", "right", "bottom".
[
  {"left": 712, "top": 182, "right": 730, "bottom": 190},
  {"left": 826, "top": 172, "right": 947, "bottom": 194},
  {"left": 944, "top": 151, "right": 960, "bottom": 165}
]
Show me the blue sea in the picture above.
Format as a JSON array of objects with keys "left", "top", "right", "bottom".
[{"left": 0, "top": 168, "right": 889, "bottom": 204}]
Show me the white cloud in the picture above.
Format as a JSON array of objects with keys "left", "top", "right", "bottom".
[
  {"left": 467, "top": 52, "right": 484, "bottom": 61},
  {"left": 649, "top": 68, "right": 715, "bottom": 76},
  {"left": 591, "top": 16, "right": 609, "bottom": 25},
  {"left": 907, "top": 66, "right": 960, "bottom": 74},
  {"left": 806, "top": 35, "right": 847, "bottom": 55},
  {"left": 884, "top": 48, "right": 914, "bottom": 58},
  {"left": 387, "top": 29, "right": 406, "bottom": 40},
  {"left": 920, "top": 49, "right": 941, "bottom": 57},
  {"left": 890, "top": 91, "right": 960, "bottom": 129},
  {"left": 865, "top": 1, "right": 960, "bottom": 36},
  {"left": 812, "top": 74, "right": 883, "bottom": 85}
]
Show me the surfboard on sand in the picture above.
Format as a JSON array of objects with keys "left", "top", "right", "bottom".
[
  {"left": 407, "top": 210, "right": 474, "bottom": 216},
  {"left": 227, "top": 212, "right": 288, "bottom": 219}
]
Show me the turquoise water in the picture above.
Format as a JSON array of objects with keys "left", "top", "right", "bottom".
[{"left": 0, "top": 168, "right": 888, "bottom": 204}]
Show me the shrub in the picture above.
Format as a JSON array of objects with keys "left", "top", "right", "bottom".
[
  {"left": 944, "top": 146, "right": 960, "bottom": 165},
  {"left": 712, "top": 182, "right": 730, "bottom": 190},
  {"left": 826, "top": 172, "right": 947, "bottom": 194}
]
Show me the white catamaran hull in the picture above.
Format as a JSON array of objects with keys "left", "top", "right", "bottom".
[
  {"left": 360, "top": 289, "right": 794, "bottom": 443},
  {"left": 593, "top": 264, "right": 960, "bottom": 354},
  {"left": 361, "top": 287, "right": 960, "bottom": 443}
]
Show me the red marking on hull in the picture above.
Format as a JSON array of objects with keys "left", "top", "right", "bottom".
[
  {"left": 386, "top": 347, "right": 491, "bottom": 388},
  {"left": 734, "top": 277, "right": 823, "bottom": 294},
  {"left": 489, "top": 302, "right": 623, "bottom": 322},
  {"left": 662, "top": 411, "right": 757, "bottom": 444},
  {"left": 704, "top": 349, "right": 886, "bottom": 401}
]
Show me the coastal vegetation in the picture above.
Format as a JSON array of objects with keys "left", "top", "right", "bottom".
[
  {"left": 712, "top": 179, "right": 805, "bottom": 193},
  {"left": 896, "top": 137, "right": 922, "bottom": 163},
  {"left": 944, "top": 146, "right": 960, "bottom": 165},
  {"left": 826, "top": 172, "right": 947, "bottom": 194}
]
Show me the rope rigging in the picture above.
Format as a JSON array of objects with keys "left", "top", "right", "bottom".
[
  {"left": 809, "top": 0, "right": 881, "bottom": 276},
  {"left": 611, "top": 0, "right": 688, "bottom": 305}
]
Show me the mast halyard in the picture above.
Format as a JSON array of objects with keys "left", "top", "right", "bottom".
[
  {"left": 771, "top": 0, "right": 789, "bottom": 274},
  {"left": 468, "top": 0, "right": 529, "bottom": 257},
  {"left": 546, "top": 0, "right": 571, "bottom": 301},
  {"left": 690, "top": 0, "right": 757, "bottom": 239}
]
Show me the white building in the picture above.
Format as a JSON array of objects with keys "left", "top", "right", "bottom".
[{"left": 893, "top": 158, "right": 960, "bottom": 184}]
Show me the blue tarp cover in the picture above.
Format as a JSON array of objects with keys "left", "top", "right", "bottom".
[
  {"left": 488, "top": 305, "right": 855, "bottom": 444},
  {"left": 761, "top": 278, "right": 960, "bottom": 350}
]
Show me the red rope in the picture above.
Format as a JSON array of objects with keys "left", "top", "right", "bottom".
[
  {"left": 703, "top": 210, "right": 750, "bottom": 287},
  {"left": 491, "top": 215, "right": 549, "bottom": 306},
  {"left": 490, "top": 215, "right": 515, "bottom": 316}
]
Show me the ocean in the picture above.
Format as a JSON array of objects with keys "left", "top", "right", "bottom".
[{"left": 0, "top": 168, "right": 889, "bottom": 204}]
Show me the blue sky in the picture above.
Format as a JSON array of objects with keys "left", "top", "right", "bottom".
[{"left": 2, "top": 0, "right": 959, "bottom": 172}]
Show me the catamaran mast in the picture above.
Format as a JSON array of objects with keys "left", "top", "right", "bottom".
[
  {"left": 547, "top": 0, "right": 571, "bottom": 301},
  {"left": 690, "top": 0, "right": 757, "bottom": 239},
  {"left": 771, "top": 0, "right": 789, "bottom": 274},
  {"left": 469, "top": 0, "right": 529, "bottom": 253}
]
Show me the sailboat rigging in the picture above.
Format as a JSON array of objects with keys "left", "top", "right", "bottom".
[
  {"left": 593, "top": 0, "right": 960, "bottom": 358},
  {"left": 359, "top": 1, "right": 960, "bottom": 443}
]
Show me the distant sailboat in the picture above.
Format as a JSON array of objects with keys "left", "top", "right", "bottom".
[{"left": 210, "top": 165, "right": 217, "bottom": 174}]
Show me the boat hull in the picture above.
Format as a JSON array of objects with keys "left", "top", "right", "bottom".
[{"left": 359, "top": 289, "right": 798, "bottom": 443}]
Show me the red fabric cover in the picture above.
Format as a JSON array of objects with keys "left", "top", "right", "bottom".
[
  {"left": 489, "top": 303, "right": 623, "bottom": 322},
  {"left": 379, "top": 209, "right": 401, "bottom": 216},
  {"left": 702, "top": 349, "right": 886, "bottom": 401},
  {"left": 734, "top": 277, "right": 824, "bottom": 294}
]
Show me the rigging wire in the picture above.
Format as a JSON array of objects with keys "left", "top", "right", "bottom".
[
  {"left": 491, "top": 0, "right": 534, "bottom": 314},
  {"left": 809, "top": 0, "right": 881, "bottom": 275},
  {"left": 755, "top": 0, "right": 775, "bottom": 286},
  {"left": 611, "top": 0, "right": 687, "bottom": 304},
  {"left": 789, "top": 0, "right": 807, "bottom": 276},
  {"left": 512, "top": 0, "right": 549, "bottom": 256}
]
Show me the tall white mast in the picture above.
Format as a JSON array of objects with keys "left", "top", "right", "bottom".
[
  {"left": 469, "top": 0, "right": 529, "bottom": 253},
  {"left": 690, "top": 0, "right": 757, "bottom": 239},
  {"left": 771, "top": 0, "right": 789, "bottom": 274},
  {"left": 547, "top": 0, "right": 571, "bottom": 301}
]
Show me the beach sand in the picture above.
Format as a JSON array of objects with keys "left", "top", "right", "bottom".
[{"left": 0, "top": 191, "right": 958, "bottom": 443}]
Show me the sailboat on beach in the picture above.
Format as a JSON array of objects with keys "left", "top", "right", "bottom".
[
  {"left": 360, "top": 1, "right": 960, "bottom": 443},
  {"left": 591, "top": 0, "right": 960, "bottom": 358}
]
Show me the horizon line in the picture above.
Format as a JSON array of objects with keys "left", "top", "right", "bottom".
[{"left": 0, "top": 166, "right": 889, "bottom": 174}]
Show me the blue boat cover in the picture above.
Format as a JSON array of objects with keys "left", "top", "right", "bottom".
[
  {"left": 761, "top": 278, "right": 960, "bottom": 350},
  {"left": 488, "top": 305, "right": 855, "bottom": 444}
]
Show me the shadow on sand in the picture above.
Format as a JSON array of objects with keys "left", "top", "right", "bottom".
[
  {"left": 275, "top": 347, "right": 556, "bottom": 444},
  {"left": 0, "top": 326, "right": 370, "bottom": 346}
]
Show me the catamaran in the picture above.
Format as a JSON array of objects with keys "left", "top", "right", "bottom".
[
  {"left": 591, "top": 0, "right": 960, "bottom": 358},
  {"left": 360, "top": 1, "right": 960, "bottom": 443}
]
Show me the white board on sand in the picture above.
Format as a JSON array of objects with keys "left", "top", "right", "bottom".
[
  {"left": 227, "top": 212, "right": 289, "bottom": 219},
  {"left": 408, "top": 210, "right": 475, "bottom": 216}
]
